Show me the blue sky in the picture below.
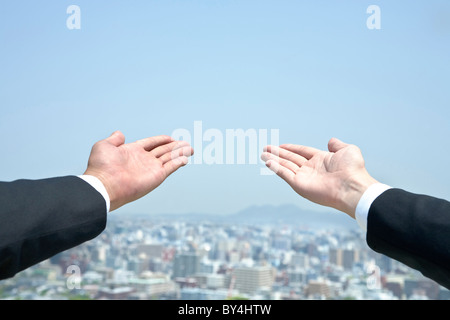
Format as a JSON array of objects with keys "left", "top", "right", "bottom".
[{"left": 1, "top": 1, "right": 449, "bottom": 217}]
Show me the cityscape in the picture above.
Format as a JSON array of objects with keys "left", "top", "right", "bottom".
[{"left": 1, "top": 206, "right": 449, "bottom": 300}]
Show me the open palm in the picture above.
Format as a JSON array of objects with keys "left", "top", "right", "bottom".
[
  {"left": 84, "top": 131, "right": 194, "bottom": 211},
  {"left": 262, "top": 138, "right": 377, "bottom": 217}
]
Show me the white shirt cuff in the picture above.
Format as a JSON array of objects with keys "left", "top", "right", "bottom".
[
  {"left": 78, "top": 175, "right": 111, "bottom": 213},
  {"left": 355, "top": 183, "right": 392, "bottom": 232}
]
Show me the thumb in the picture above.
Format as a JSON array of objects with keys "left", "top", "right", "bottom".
[
  {"left": 105, "top": 131, "right": 125, "bottom": 147},
  {"left": 328, "top": 138, "right": 349, "bottom": 153}
]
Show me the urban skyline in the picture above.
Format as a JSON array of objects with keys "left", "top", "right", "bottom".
[{"left": 1, "top": 211, "right": 448, "bottom": 300}]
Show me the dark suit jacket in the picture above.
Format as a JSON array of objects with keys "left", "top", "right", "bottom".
[
  {"left": 0, "top": 176, "right": 107, "bottom": 280},
  {"left": 367, "top": 188, "right": 450, "bottom": 290}
]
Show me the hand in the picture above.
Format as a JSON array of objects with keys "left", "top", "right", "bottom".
[
  {"left": 261, "top": 138, "right": 378, "bottom": 218},
  {"left": 84, "top": 131, "right": 194, "bottom": 212}
]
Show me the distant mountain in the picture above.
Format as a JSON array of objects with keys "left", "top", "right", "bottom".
[
  {"left": 122, "top": 203, "right": 357, "bottom": 229},
  {"left": 228, "top": 204, "right": 356, "bottom": 229}
]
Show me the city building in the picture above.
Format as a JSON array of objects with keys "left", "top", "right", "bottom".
[
  {"left": 232, "top": 265, "right": 275, "bottom": 295},
  {"left": 173, "top": 252, "right": 201, "bottom": 278}
]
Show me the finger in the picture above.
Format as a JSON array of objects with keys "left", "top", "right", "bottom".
[
  {"left": 135, "top": 135, "right": 174, "bottom": 151},
  {"left": 164, "top": 156, "right": 189, "bottom": 177},
  {"left": 279, "top": 144, "right": 321, "bottom": 160},
  {"left": 261, "top": 152, "right": 299, "bottom": 173},
  {"left": 264, "top": 145, "right": 308, "bottom": 167},
  {"left": 105, "top": 131, "right": 126, "bottom": 147},
  {"left": 265, "top": 160, "right": 295, "bottom": 185},
  {"left": 328, "top": 138, "right": 350, "bottom": 153},
  {"left": 159, "top": 145, "right": 194, "bottom": 164},
  {"left": 150, "top": 140, "right": 191, "bottom": 158}
]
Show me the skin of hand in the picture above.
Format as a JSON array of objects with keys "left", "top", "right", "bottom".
[
  {"left": 84, "top": 131, "right": 194, "bottom": 212},
  {"left": 261, "top": 138, "right": 378, "bottom": 219}
]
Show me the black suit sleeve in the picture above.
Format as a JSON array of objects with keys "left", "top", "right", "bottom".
[
  {"left": 367, "top": 188, "right": 450, "bottom": 289},
  {"left": 0, "top": 176, "right": 107, "bottom": 280}
]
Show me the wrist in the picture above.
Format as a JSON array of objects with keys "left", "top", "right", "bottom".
[
  {"left": 339, "top": 170, "right": 378, "bottom": 219},
  {"left": 83, "top": 169, "right": 117, "bottom": 211}
]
